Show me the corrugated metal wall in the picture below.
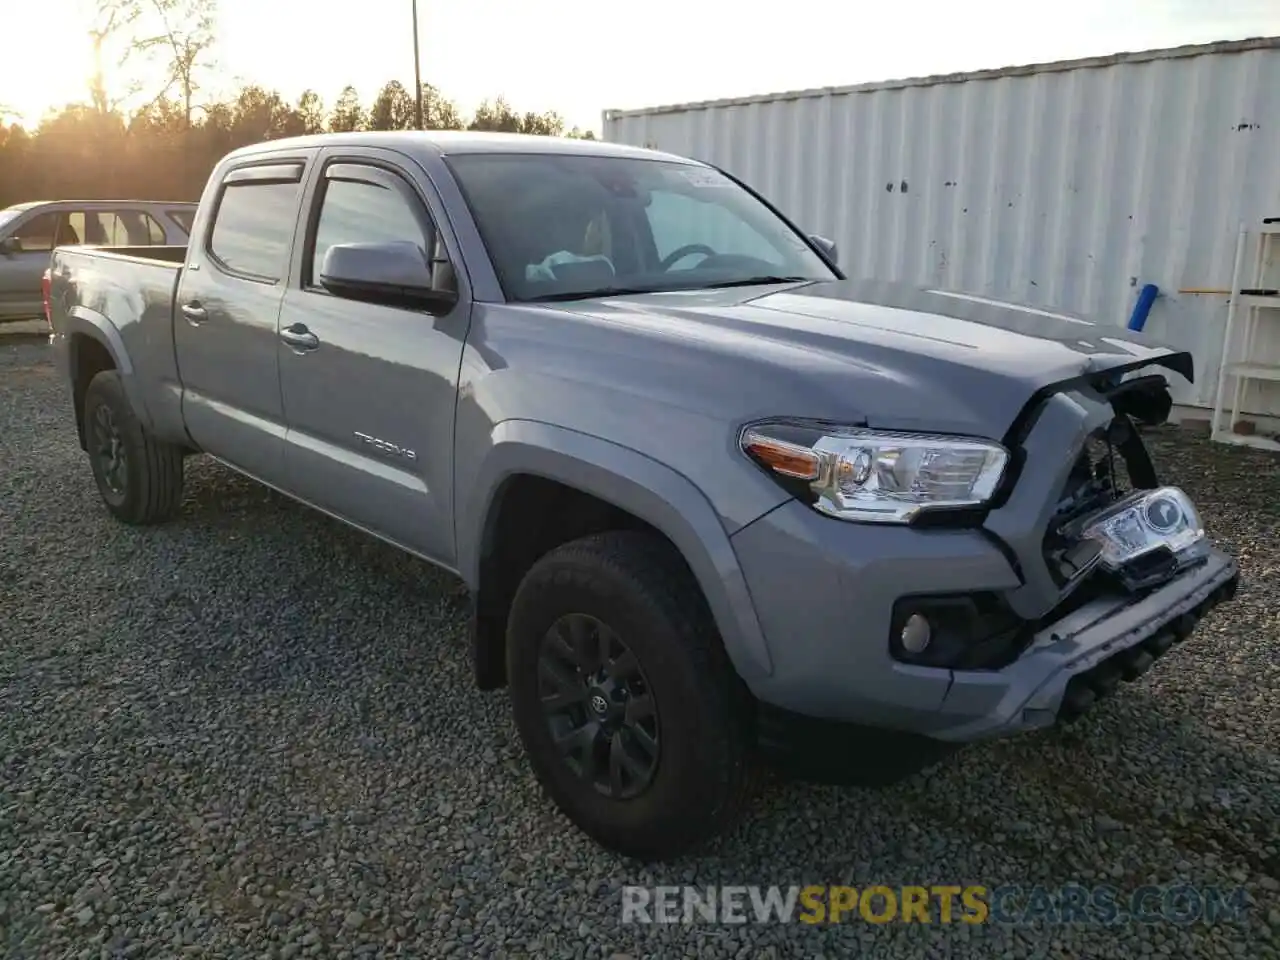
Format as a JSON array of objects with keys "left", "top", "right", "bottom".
[{"left": 603, "top": 39, "right": 1280, "bottom": 415}]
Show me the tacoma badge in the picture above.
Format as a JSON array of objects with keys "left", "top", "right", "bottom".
[{"left": 354, "top": 431, "right": 417, "bottom": 461}]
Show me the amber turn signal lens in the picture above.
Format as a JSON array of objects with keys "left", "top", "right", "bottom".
[{"left": 741, "top": 432, "right": 820, "bottom": 480}]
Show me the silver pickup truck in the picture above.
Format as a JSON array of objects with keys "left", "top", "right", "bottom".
[{"left": 48, "top": 131, "right": 1238, "bottom": 861}]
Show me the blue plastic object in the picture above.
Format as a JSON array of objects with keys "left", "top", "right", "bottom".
[{"left": 1127, "top": 283, "right": 1159, "bottom": 332}]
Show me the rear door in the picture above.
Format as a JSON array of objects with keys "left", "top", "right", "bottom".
[
  {"left": 173, "top": 156, "right": 312, "bottom": 481},
  {"left": 276, "top": 146, "right": 471, "bottom": 565}
]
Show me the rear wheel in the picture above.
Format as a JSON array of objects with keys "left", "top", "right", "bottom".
[
  {"left": 506, "top": 531, "right": 757, "bottom": 861},
  {"left": 84, "top": 370, "right": 185, "bottom": 525}
]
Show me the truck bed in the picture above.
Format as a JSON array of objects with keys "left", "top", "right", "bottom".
[
  {"left": 48, "top": 245, "right": 187, "bottom": 332},
  {"left": 47, "top": 244, "right": 190, "bottom": 444}
]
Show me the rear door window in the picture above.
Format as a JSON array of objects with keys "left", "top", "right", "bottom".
[
  {"left": 65, "top": 212, "right": 89, "bottom": 244},
  {"left": 208, "top": 179, "right": 301, "bottom": 282},
  {"left": 66, "top": 212, "right": 109, "bottom": 245},
  {"left": 64, "top": 211, "right": 154, "bottom": 246},
  {"left": 104, "top": 210, "right": 165, "bottom": 245}
]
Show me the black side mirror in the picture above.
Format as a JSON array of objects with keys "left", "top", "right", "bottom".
[
  {"left": 809, "top": 234, "right": 838, "bottom": 266},
  {"left": 319, "top": 240, "right": 458, "bottom": 314},
  {"left": 0, "top": 236, "right": 20, "bottom": 256}
]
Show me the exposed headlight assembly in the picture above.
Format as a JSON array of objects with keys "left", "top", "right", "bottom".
[
  {"left": 740, "top": 420, "right": 1010, "bottom": 524},
  {"left": 1062, "top": 486, "right": 1206, "bottom": 581}
]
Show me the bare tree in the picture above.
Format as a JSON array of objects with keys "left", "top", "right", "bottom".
[
  {"left": 87, "top": 0, "right": 143, "bottom": 114},
  {"left": 133, "top": 0, "right": 219, "bottom": 127}
]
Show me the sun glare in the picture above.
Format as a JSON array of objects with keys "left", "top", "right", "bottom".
[
  {"left": 2, "top": 2, "right": 80, "bottom": 123},
  {"left": 3, "top": 35, "right": 95, "bottom": 125},
  {"left": 1, "top": 0, "right": 182, "bottom": 127}
]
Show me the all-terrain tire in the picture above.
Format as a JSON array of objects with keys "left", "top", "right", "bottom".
[
  {"left": 83, "top": 370, "right": 185, "bottom": 525},
  {"left": 506, "top": 530, "right": 758, "bottom": 861}
]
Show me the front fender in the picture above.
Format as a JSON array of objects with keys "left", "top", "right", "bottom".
[{"left": 457, "top": 419, "right": 774, "bottom": 683}]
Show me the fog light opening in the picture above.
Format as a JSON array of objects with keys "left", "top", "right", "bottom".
[{"left": 900, "top": 613, "right": 932, "bottom": 654}]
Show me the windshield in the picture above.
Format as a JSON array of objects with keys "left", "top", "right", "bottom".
[
  {"left": 0, "top": 208, "right": 23, "bottom": 234},
  {"left": 445, "top": 153, "right": 837, "bottom": 302}
]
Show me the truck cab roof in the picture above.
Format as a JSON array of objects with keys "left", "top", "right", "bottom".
[{"left": 220, "top": 129, "right": 696, "bottom": 165}]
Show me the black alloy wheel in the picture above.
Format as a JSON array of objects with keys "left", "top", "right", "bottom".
[
  {"left": 538, "top": 612, "right": 660, "bottom": 800},
  {"left": 90, "top": 400, "right": 128, "bottom": 497}
]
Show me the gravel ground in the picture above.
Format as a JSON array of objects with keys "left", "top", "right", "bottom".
[{"left": 1, "top": 331, "right": 1278, "bottom": 959}]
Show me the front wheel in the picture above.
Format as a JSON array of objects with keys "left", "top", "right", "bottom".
[
  {"left": 506, "top": 531, "right": 757, "bottom": 861},
  {"left": 83, "top": 370, "right": 185, "bottom": 525}
]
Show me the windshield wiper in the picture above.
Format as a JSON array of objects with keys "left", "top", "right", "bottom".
[
  {"left": 524, "top": 285, "right": 668, "bottom": 303},
  {"left": 524, "top": 276, "right": 815, "bottom": 304},
  {"left": 700, "top": 275, "right": 814, "bottom": 290}
]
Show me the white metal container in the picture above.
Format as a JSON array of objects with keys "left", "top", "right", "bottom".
[{"left": 603, "top": 38, "right": 1280, "bottom": 417}]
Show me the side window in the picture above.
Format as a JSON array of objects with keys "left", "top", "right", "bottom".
[
  {"left": 208, "top": 179, "right": 301, "bottom": 281},
  {"left": 309, "top": 168, "right": 433, "bottom": 287},
  {"left": 167, "top": 209, "right": 195, "bottom": 235},
  {"left": 82, "top": 212, "right": 114, "bottom": 245},
  {"left": 147, "top": 215, "right": 166, "bottom": 244},
  {"left": 62, "top": 212, "right": 89, "bottom": 245},
  {"left": 106, "top": 211, "right": 162, "bottom": 245},
  {"left": 68, "top": 212, "right": 136, "bottom": 246},
  {"left": 645, "top": 190, "right": 782, "bottom": 266},
  {"left": 13, "top": 212, "right": 62, "bottom": 251},
  {"left": 93, "top": 213, "right": 114, "bottom": 244}
]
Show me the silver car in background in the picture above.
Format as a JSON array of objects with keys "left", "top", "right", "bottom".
[{"left": 0, "top": 200, "right": 195, "bottom": 323}]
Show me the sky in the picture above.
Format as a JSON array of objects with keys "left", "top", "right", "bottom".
[{"left": 2, "top": 0, "right": 1277, "bottom": 134}]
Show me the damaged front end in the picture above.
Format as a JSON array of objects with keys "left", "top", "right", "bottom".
[
  {"left": 1041, "top": 406, "right": 1209, "bottom": 597},
  {"left": 911, "top": 361, "right": 1242, "bottom": 742},
  {"left": 978, "top": 363, "right": 1239, "bottom": 723},
  {"left": 1038, "top": 367, "right": 1211, "bottom": 587},
  {"left": 931, "top": 360, "right": 1239, "bottom": 716}
]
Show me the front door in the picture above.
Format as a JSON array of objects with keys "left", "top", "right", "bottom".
[
  {"left": 174, "top": 159, "right": 312, "bottom": 481},
  {"left": 276, "top": 148, "right": 470, "bottom": 566}
]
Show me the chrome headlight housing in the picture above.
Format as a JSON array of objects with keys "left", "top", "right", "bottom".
[
  {"left": 1065, "top": 486, "right": 1205, "bottom": 571},
  {"left": 740, "top": 420, "right": 1010, "bottom": 524}
]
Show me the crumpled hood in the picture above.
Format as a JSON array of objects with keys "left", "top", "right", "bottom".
[{"left": 551, "top": 278, "right": 1193, "bottom": 440}]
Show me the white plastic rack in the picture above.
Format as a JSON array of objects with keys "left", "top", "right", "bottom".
[{"left": 1209, "top": 221, "right": 1280, "bottom": 453}]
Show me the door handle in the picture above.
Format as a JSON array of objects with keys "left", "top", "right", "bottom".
[
  {"left": 280, "top": 322, "right": 319, "bottom": 350},
  {"left": 180, "top": 301, "right": 207, "bottom": 324}
]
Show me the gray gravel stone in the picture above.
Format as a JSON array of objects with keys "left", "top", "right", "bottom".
[{"left": 1, "top": 334, "right": 1277, "bottom": 958}]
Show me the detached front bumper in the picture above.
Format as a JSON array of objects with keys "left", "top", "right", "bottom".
[
  {"left": 744, "top": 550, "right": 1236, "bottom": 788},
  {"left": 745, "top": 544, "right": 1237, "bottom": 785},
  {"left": 732, "top": 496, "right": 1237, "bottom": 744},
  {"left": 927, "top": 546, "right": 1237, "bottom": 741}
]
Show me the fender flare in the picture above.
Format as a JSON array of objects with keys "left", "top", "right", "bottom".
[
  {"left": 458, "top": 419, "right": 774, "bottom": 682},
  {"left": 64, "top": 305, "right": 152, "bottom": 429}
]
